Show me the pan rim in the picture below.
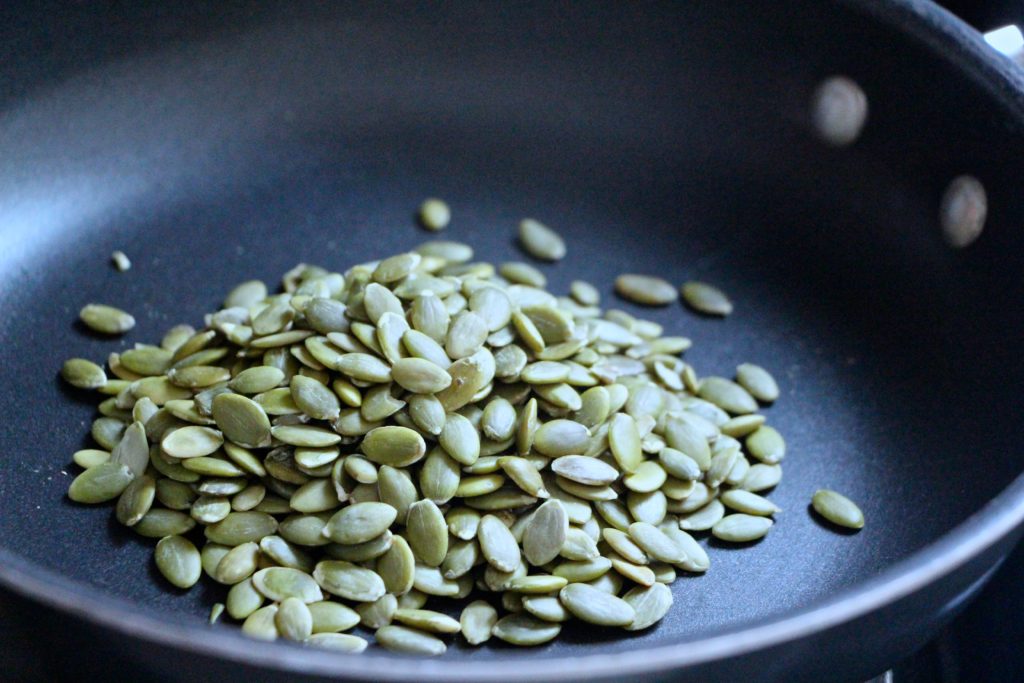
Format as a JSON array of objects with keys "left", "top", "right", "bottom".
[{"left": 3, "top": 0, "right": 1024, "bottom": 679}]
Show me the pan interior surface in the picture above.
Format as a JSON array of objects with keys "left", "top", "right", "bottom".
[{"left": 0, "top": 0, "right": 1022, "bottom": 670}]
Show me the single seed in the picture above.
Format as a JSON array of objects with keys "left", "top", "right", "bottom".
[
  {"left": 711, "top": 514, "right": 774, "bottom": 542},
  {"left": 614, "top": 274, "right": 678, "bottom": 306},
  {"left": 680, "top": 281, "right": 733, "bottom": 317},
  {"left": 736, "top": 363, "right": 780, "bottom": 403},
  {"left": 559, "top": 583, "right": 635, "bottom": 627},
  {"left": 61, "top": 358, "right": 107, "bottom": 390},
  {"left": 375, "top": 624, "right": 446, "bottom": 656},
  {"left": 419, "top": 198, "right": 451, "bottom": 231},
  {"left": 812, "top": 489, "right": 865, "bottom": 530},
  {"left": 940, "top": 175, "right": 987, "bottom": 248},
  {"left": 79, "top": 303, "right": 136, "bottom": 334},
  {"left": 111, "top": 250, "right": 131, "bottom": 271}
]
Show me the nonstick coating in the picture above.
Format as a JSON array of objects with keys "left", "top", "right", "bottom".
[{"left": 1, "top": 1, "right": 1024, "bottom": 680}]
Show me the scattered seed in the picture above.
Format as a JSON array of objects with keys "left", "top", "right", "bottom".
[
  {"left": 518, "top": 218, "right": 566, "bottom": 261},
  {"left": 615, "top": 274, "right": 678, "bottom": 306},
  {"left": 79, "top": 304, "right": 136, "bottom": 334},
  {"left": 812, "top": 75, "right": 868, "bottom": 147},
  {"left": 419, "top": 198, "right": 451, "bottom": 231},
  {"left": 680, "top": 282, "right": 732, "bottom": 317},
  {"left": 61, "top": 358, "right": 107, "bottom": 390},
  {"left": 111, "top": 250, "right": 131, "bottom": 272},
  {"left": 812, "top": 489, "right": 865, "bottom": 530}
]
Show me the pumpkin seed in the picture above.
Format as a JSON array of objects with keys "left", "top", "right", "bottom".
[
  {"left": 362, "top": 426, "right": 426, "bottom": 466},
  {"left": 79, "top": 303, "right": 135, "bottom": 334},
  {"left": 407, "top": 500, "right": 449, "bottom": 567},
  {"left": 308, "top": 600, "right": 360, "bottom": 633},
  {"left": 306, "top": 632, "right": 368, "bottom": 652},
  {"left": 205, "top": 511, "right": 278, "bottom": 546},
  {"left": 500, "top": 261, "right": 547, "bottom": 288},
  {"left": 62, "top": 358, "right": 108, "bottom": 389},
  {"left": 375, "top": 625, "right": 446, "bottom": 656},
  {"left": 680, "top": 281, "right": 732, "bottom": 316},
  {"left": 812, "top": 489, "right": 865, "bottom": 529},
  {"left": 622, "top": 583, "right": 673, "bottom": 631},
  {"left": 615, "top": 274, "right": 677, "bottom": 306},
  {"left": 356, "top": 593, "right": 398, "bottom": 629},
  {"left": 746, "top": 426, "right": 786, "bottom": 464},
  {"left": 419, "top": 198, "right": 451, "bottom": 231},
  {"left": 227, "top": 578, "right": 265, "bottom": 620},
  {"left": 478, "top": 514, "right": 521, "bottom": 572},
  {"left": 313, "top": 561, "right": 386, "bottom": 602},
  {"left": 115, "top": 474, "right": 155, "bottom": 526},
  {"left": 68, "top": 461, "right": 134, "bottom": 504},
  {"left": 559, "top": 583, "right": 634, "bottom": 626},
  {"left": 518, "top": 218, "right": 566, "bottom": 261},
  {"left": 242, "top": 605, "right": 279, "bottom": 641},
  {"left": 460, "top": 600, "right": 498, "bottom": 645},
  {"left": 323, "top": 502, "right": 397, "bottom": 545},
  {"left": 154, "top": 535, "right": 201, "bottom": 588},
  {"left": 721, "top": 489, "right": 780, "bottom": 516},
  {"left": 712, "top": 513, "right": 774, "bottom": 542},
  {"left": 492, "top": 612, "right": 561, "bottom": 646}
]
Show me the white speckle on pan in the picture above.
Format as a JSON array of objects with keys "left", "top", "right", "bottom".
[
  {"left": 940, "top": 175, "right": 987, "bottom": 248},
  {"left": 811, "top": 75, "right": 868, "bottom": 147}
]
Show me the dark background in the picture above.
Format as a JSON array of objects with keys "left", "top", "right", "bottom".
[{"left": 0, "top": 1, "right": 1020, "bottom": 681}]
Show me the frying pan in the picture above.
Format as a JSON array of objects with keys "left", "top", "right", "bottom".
[{"left": 1, "top": 1, "right": 1023, "bottom": 681}]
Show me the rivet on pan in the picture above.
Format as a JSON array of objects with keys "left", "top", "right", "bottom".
[
  {"left": 811, "top": 75, "right": 868, "bottom": 147},
  {"left": 940, "top": 175, "right": 987, "bottom": 248}
]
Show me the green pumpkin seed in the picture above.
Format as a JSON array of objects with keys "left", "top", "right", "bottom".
[
  {"left": 375, "top": 624, "right": 446, "bottom": 656},
  {"left": 735, "top": 363, "right": 779, "bottom": 403},
  {"left": 812, "top": 489, "right": 865, "bottom": 529},
  {"left": 313, "top": 560, "right": 385, "bottom": 602},
  {"left": 393, "top": 608, "right": 461, "bottom": 634},
  {"left": 559, "top": 583, "right": 635, "bottom": 626},
  {"left": 226, "top": 578, "right": 265, "bottom": 620},
  {"left": 306, "top": 632, "right": 368, "bottom": 652},
  {"left": 628, "top": 522, "right": 686, "bottom": 563},
  {"left": 499, "top": 456, "right": 547, "bottom": 498},
  {"left": 134, "top": 511, "right": 195, "bottom": 540},
  {"left": 499, "top": 261, "right": 547, "bottom": 288},
  {"left": 115, "top": 474, "right": 155, "bottom": 526},
  {"left": 389, "top": 357, "right": 451, "bottom": 394},
  {"left": 61, "top": 358, "right": 107, "bottom": 389},
  {"left": 622, "top": 583, "right": 673, "bottom": 631},
  {"left": 224, "top": 280, "right": 267, "bottom": 308},
  {"left": 418, "top": 198, "right": 451, "bottom": 231},
  {"left": 492, "top": 612, "right": 562, "bottom": 646},
  {"left": 721, "top": 489, "right": 780, "bottom": 516},
  {"left": 553, "top": 556, "right": 612, "bottom": 583},
  {"left": 68, "top": 461, "right": 134, "bottom": 504},
  {"left": 154, "top": 535, "right": 201, "bottom": 589},
  {"left": 407, "top": 499, "right": 449, "bottom": 567},
  {"left": 679, "top": 499, "right": 725, "bottom": 532},
  {"left": 681, "top": 281, "right": 733, "bottom": 316},
  {"left": 356, "top": 593, "right": 398, "bottom": 629},
  {"left": 377, "top": 535, "right": 416, "bottom": 594},
  {"left": 275, "top": 597, "right": 314, "bottom": 641},
  {"left": 477, "top": 514, "right": 521, "bottom": 572},
  {"left": 242, "top": 605, "right": 279, "bottom": 641},
  {"left": 746, "top": 426, "right": 786, "bottom": 464},
  {"left": 533, "top": 419, "right": 589, "bottom": 457},
  {"left": 420, "top": 448, "right": 461, "bottom": 504},
  {"left": 438, "top": 413, "right": 480, "bottom": 465},
  {"left": 460, "top": 600, "right": 498, "bottom": 645},
  {"left": 79, "top": 303, "right": 135, "bottom": 334},
  {"left": 569, "top": 280, "right": 600, "bottom": 306},
  {"left": 323, "top": 502, "right": 397, "bottom": 545},
  {"left": 73, "top": 448, "right": 111, "bottom": 469},
  {"left": 518, "top": 218, "right": 566, "bottom": 261},
  {"left": 608, "top": 413, "right": 643, "bottom": 473},
  {"left": 209, "top": 395, "right": 272, "bottom": 448},
  {"left": 205, "top": 511, "right": 277, "bottom": 545},
  {"left": 712, "top": 513, "right": 774, "bottom": 542},
  {"left": 288, "top": 375, "right": 341, "bottom": 421},
  {"left": 614, "top": 274, "right": 678, "bottom": 306},
  {"left": 215, "top": 541, "right": 261, "bottom": 584},
  {"left": 308, "top": 600, "right": 360, "bottom": 633},
  {"left": 252, "top": 566, "right": 323, "bottom": 602},
  {"left": 362, "top": 426, "right": 426, "bottom": 466}
]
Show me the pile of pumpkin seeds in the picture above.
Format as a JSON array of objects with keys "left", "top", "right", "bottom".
[{"left": 62, "top": 232, "right": 798, "bottom": 655}]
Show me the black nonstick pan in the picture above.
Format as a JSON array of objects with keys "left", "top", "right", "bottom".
[{"left": 2, "top": 1, "right": 1024, "bottom": 681}]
